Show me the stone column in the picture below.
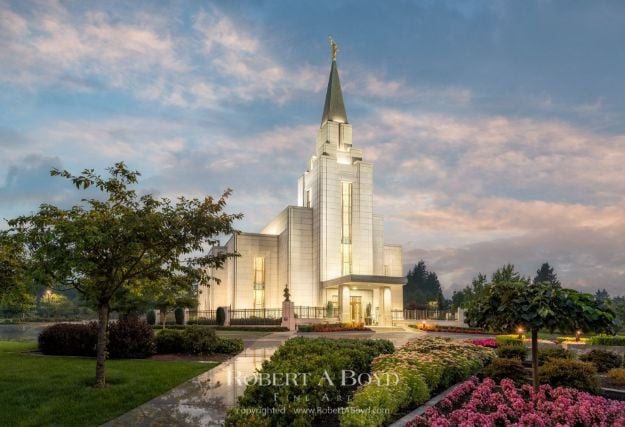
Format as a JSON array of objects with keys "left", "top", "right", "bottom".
[
  {"left": 457, "top": 307, "right": 466, "bottom": 327},
  {"left": 378, "top": 287, "right": 392, "bottom": 326},
  {"left": 339, "top": 285, "right": 351, "bottom": 323}
]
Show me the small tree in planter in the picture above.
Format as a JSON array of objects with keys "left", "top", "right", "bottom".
[
  {"left": 466, "top": 265, "right": 614, "bottom": 390},
  {"left": 216, "top": 307, "right": 226, "bottom": 326}
]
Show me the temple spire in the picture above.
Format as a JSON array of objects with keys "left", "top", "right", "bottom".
[{"left": 321, "top": 37, "right": 348, "bottom": 126}]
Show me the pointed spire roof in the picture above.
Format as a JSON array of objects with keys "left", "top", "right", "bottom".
[{"left": 321, "top": 39, "right": 348, "bottom": 126}]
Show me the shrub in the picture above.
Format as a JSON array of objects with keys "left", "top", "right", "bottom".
[
  {"left": 108, "top": 317, "right": 155, "bottom": 358},
  {"left": 146, "top": 310, "right": 156, "bottom": 325},
  {"left": 556, "top": 336, "right": 589, "bottom": 343},
  {"left": 181, "top": 326, "right": 219, "bottom": 355},
  {"left": 496, "top": 344, "right": 528, "bottom": 360},
  {"left": 187, "top": 318, "right": 217, "bottom": 325},
  {"left": 589, "top": 334, "right": 625, "bottom": 346},
  {"left": 38, "top": 322, "right": 97, "bottom": 356},
  {"left": 483, "top": 358, "right": 529, "bottom": 384},
  {"left": 538, "top": 359, "right": 600, "bottom": 393},
  {"left": 496, "top": 334, "right": 524, "bottom": 346},
  {"left": 343, "top": 338, "right": 495, "bottom": 427},
  {"left": 340, "top": 366, "right": 429, "bottom": 427},
  {"left": 298, "top": 322, "right": 370, "bottom": 332},
  {"left": 607, "top": 368, "right": 625, "bottom": 386},
  {"left": 174, "top": 307, "right": 184, "bottom": 325},
  {"left": 216, "top": 307, "right": 226, "bottom": 326},
  {"left": 579, "top": 349, "right": 624, "bottom": 372},
  {"left": 226, "top": 337, "right": 394, "bottom": 426},
  {"left": 214, "top": 338, "right": 244, "bottom": 354},
  {"left": 536, "top": 347, "right": 575, "bottom": 364},
  {"left": 155, "top": 329, "right": 185, "bottom": 354}
]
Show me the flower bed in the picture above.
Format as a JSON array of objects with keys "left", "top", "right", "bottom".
[
  {"left": 409, "top": 324, "right": 489, "bottom": 334},
  {"left": 467, "top": 338, "right": 497, "bottom": 348},
  {"left": 297, "top": 322, "right": 371, "bottom": 332},
  {"left": 340, "top": 337, "right": 496, "bottom": 426},
  {"left": 406, "top": 377, "right": 625, "bottom": 427}
]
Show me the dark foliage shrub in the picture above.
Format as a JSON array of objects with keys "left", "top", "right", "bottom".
[
  {"left": 38, "top": 322, "right": 97, "bottom": 356},
  {"left": 537, "top": 347, "right": 575, "bottom": 365},
  {"left": 155, "top": 329, "right": 185, "bottom": 354},
  {"left": 187, "top": 318, "right": 217, "bottom": 325},
  {"left": 146, "top": 310, "right": 156, "bottom": 325},
  {"left": 174, "top": 307, "right": 185, "bottom": 325},
  {"left": 216, "top": 307, "right": 226, "bottom": 326},
  {"left": 181, "top": 326, "right": 219, "bottom": 355},
  {"left": 538, "top": 359, "right": 600, "bottom": 393},
  {"left": 108, "top": 317, "right": 155, "bottom": 358},
  {"left": 226, "top": 337, "right": 394, "bottom": 426},
  {"left": 496, "top": 344, "right": 529, "bottom": 361},
  {"left": 214, "top": 338, "right": 244, "bottom": 354},
  {"left": 483, "top": 358, "right": 529, "bottom": 384},
  {"left": 579, "top": 349, "right": 624, "bottom": 372}
]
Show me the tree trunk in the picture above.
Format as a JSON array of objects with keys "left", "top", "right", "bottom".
[
  {"left": 95, "top": 302, "right": 109, "bottom": 388},
  {"left": 531, "top": 328, "right": 539, "bottom": 391}
]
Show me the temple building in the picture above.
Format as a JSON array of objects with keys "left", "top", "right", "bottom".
[{"left": 199, "top": 41, "right": 405, "bottom": 325}]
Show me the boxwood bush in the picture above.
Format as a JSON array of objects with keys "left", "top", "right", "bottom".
[
  {"left": 146, "top": 310, "right": 156, "bottom": 325},
  {"left": 579, "top": 349, "right": 624, "bottom": 372},
  {"left": 174, "top": 307, "right": 185, "bottom": 325},
  {"left": 483, "top": 358, "right": 529, "bottom": 384},
  {"left": 496, "top": 344, "right": 529, "bottom": 361},
  {"left": 155, "top": 329, "right": 185, "bottom": 354},
  {"left": 154, "top": 327, "right": 243, "bottom": 355},
  {"left": 225, "top": 337, "right": 394, "bottom": 427},
  {"left": 536, "top": 347, "right": 575, "bottom": 365},
  {"left": 538, "top": 359, "right": 600, "bottom": 393}
]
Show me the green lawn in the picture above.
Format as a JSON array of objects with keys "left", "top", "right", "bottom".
[{"left": 0, "top": 341, "right": 217, "bottom": 427}]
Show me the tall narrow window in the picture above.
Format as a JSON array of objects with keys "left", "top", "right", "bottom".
[
  {"left": 341, "top": 182, "right": 352, "bottom": 275},
  {"left": 306, "top": 190, "right": 311, "bottom": 208},
  {"left": 253, "top": 257, "right": 265, "bottom": 309}
]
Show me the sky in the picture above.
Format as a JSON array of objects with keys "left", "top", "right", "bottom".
[{"left": 1, "top": 0, "right": 625, "bottom": 296}]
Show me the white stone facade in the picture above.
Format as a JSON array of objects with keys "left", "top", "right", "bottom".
[{"left": 198, "top": 54, "right": 405, "bottom": 324}]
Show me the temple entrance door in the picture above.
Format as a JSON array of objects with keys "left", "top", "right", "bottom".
[{"left": 350, "top": 296, "right": 362, "bottom": 322}]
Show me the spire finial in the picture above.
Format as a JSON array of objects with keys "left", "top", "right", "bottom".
[{"left": 329, "top": 36, "right": 338, "bottom": 61}]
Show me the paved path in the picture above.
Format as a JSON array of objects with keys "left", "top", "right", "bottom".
[{"left": 103, "top": 332, "right": 293, "bottom": 427}]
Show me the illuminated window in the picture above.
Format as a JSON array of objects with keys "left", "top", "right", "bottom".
[
  {"left": 253, "top": 257, "right": 265, "bottom": 309},
  {"left": 341, "top": 182, "right": 352, "bottom": 275},
  {"left": 306, "top": 190, "right": 311, "bottom": 208}
]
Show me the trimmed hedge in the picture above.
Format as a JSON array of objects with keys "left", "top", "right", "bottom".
[
  {"left": 174, "top": 308, "right": 184, "bottom": 325},
  {"left": 589, "top": 334, "right": 625, "bottom": 346},
  {"left": 495, "top": 334, "right": 524, "bottom": 346},
  {"left": 216, "top": 307, "right": 226, "bottom": 326},
  {"left": 538, "top": 359, "right": 600, "bottom": 393},
  {"left": 154, "top": 327, "right": 243, "bottom": 355},
  {"left": 483, "top": 358, "right": 529, "bottom": 384},
  {"left": 225, "top": 337, "right": 394, "bottom": 427},
  {"left": 580, "top": 349, "right": 624, "bottom": 372},
  {"left": 496, "top": 344, "right": 528, "bottom": 361}
]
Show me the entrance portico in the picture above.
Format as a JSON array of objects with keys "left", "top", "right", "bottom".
[{"left": 323, "top": 275, "right": 405, "bottom": 326}]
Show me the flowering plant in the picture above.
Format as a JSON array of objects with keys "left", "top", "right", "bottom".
[
  {"left": 467, "top": 338, "right": 497, "bottom": 348},
  {"left": 407, "top": 377, "right": 625, "bottom": 427}
]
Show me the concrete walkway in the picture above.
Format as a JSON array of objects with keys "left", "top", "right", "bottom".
[{"left": 103, "top": 331, "right": 293, "bottom": 427}]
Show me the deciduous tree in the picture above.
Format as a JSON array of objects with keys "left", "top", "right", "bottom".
[{"left": 9, "top": 163, "right": 241, "bottom": 387}]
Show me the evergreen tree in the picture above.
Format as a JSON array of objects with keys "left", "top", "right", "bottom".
[
  {"left": 403, "top": 260, "right": 444, "bottom": 308},
  {"left": 595, "top": 289, "right": 610, "bottom": 303},
  {"left": 533, "top": 262, "right": 561, "bottom": 286}
]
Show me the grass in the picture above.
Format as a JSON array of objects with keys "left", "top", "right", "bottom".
[{"left": 0, "top": 341, "right": 217, "bottom": 427}]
